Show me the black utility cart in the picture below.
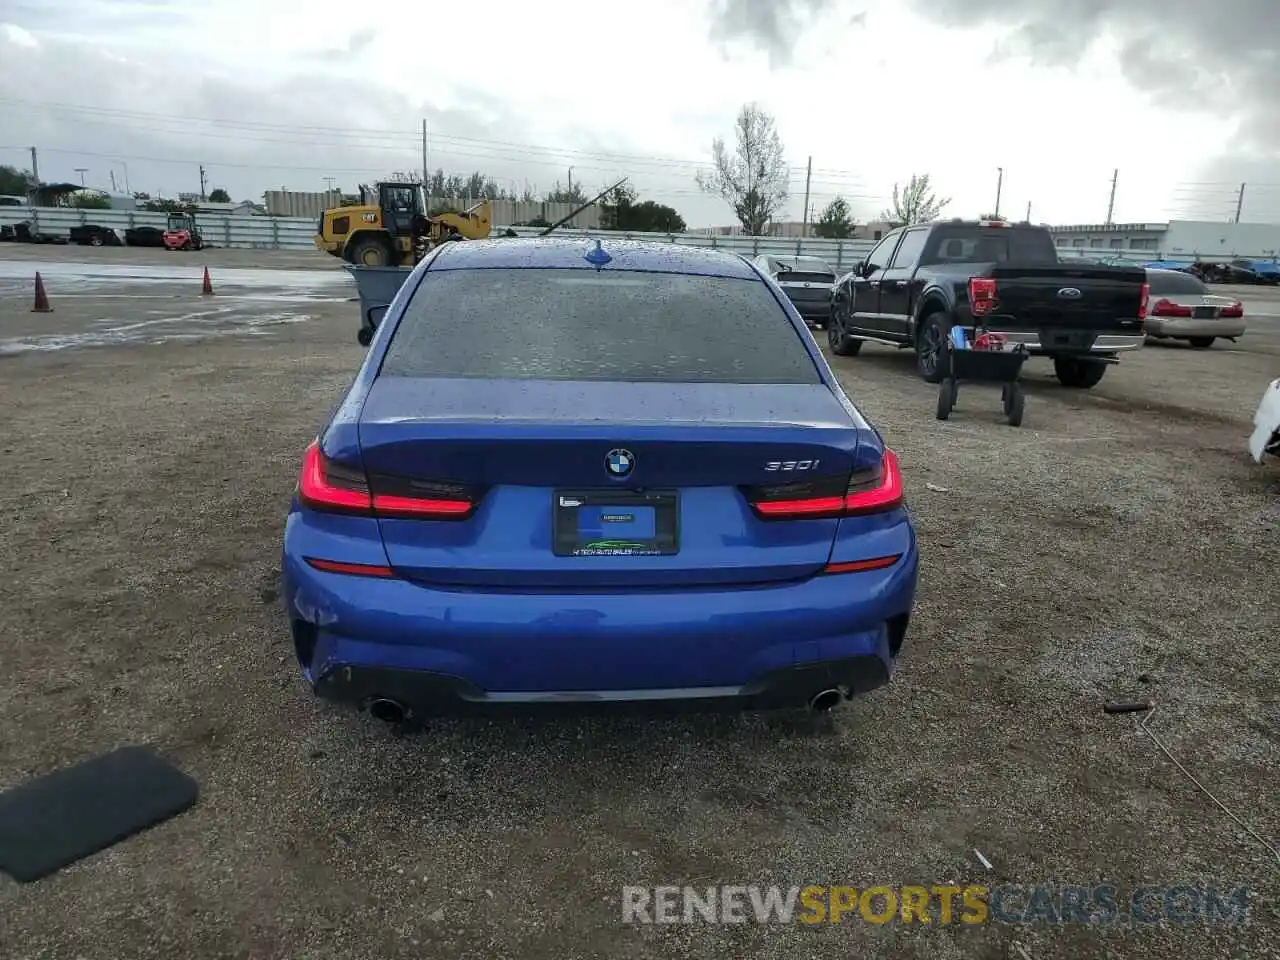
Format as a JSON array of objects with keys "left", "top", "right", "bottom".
[{"left": 935, "top": 328, "right": 1029, "bottom": 427}]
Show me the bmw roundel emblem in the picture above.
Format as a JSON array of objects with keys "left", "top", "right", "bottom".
[{"left": 605, "top": 448, "right": 635, "bottom": 478}]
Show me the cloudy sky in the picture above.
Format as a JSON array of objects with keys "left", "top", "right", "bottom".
[{"left": 1, "top": 0, "right": 1275, "bottom": 228}]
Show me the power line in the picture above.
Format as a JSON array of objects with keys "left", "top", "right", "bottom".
[{"left": 0, "top": 95, "right": 851, "bottom": 177}]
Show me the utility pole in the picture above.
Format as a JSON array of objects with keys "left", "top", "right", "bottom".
[
  {"left": 568, "top": 167, "right": 574, "bottom": 195},
  {"left": 421, "top": 119, "right": 428, "bottom": 189},
  {"left": 994, "top": 167, "right": 1003, "bottom": 219},
  {"left": 1105, "top": 168, "right": 1118, "bottom": 225},
  {"left": 1234, "top": 183, "right": 1245, "bottom": 223},
  {"left": 1025, "top": 200, "right": 1032, "bottom": 223},
  {"left": 29, "top": 146, "right": 39, "bottom": 184},
  {"left": 109, "top": 170, "right": 117, "bottom": 192},
  {"left": 74, "top": 168, "right": 87, "bottom": 186},
  {"left": 801, "top": 155, "right": 813, "bottom": 236},
  {"left": 198, "top": 164, "right": 208, "bottom": 201}
]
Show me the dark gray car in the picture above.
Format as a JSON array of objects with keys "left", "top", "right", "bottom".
[{"left": 753, "top": 254, "right": 836, "bottom": 327}]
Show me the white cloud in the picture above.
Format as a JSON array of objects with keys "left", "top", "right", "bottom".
[
  {"left": 1, "top": 23, "right": 39, "bottom": 48},
  {"left": 0, "top": 0, "right": 1265, "bottom": 227}
]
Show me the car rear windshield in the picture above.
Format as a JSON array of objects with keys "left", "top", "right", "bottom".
[
  {"left": 923, "top": 227, "right": 1059, "bottom": 265},
  {"left": 380, "top": 268, "right": 821, "bottom": 384},
  {"left": 777, "top": 257, "right": 834, "bottom": 280},
  {"left": 1146, "top": 270, "right": 1207, "bottom": 296}
]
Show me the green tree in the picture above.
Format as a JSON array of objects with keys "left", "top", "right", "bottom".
[
  {"left": 425, "top": 169, "right": 514, "bottom": 201},
  {"left": 143, "top": 198, "right": 198, "bottom": 213},
  {"left": 814, "top": 196, "right": 855, "bottom": 238},
  {"left": 696, "top": 102, "right": 789, "bottom": 235},
  {"left": 881, "top": 173, "right": 950, "bottom": 227},
  {"left": 598, "top": 183, "right": 637, "bottom": 230},
  {"left": 208, "top": 188, "right": 231, "bottom": 203},
  {"left": 0, "top": 164, "right": 34, "bottom": 196},
  {"left": 543, "top": 180, "right": 587, "bottom": 204},
  {"left": 72, "top": 192, "right": 112, "bottom": 209},
  {"left": 599, "top": 184, "right": 686, "bottom": 233}
]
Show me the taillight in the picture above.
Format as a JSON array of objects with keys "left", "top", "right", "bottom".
[
  {"left": 1221, "top": 301, "right": 1244, "bottom": 318},
  {"left": 746, "top": 449, "right": 904, "bottom": 520},
  {"left": 1150, "top": 298, "right": 1192, "bottom": 318},
  {"left": 1138, "top": 282, "right": 1150, "bottom": 320},
  {"left": 297, "top": 440, "right": 477, "bottom": 520},
  {"left": 298, "top": 440, "right": 372, "bottom": 514},
  {"left": 968, "top": 277, "right": 998, "bottom": 316}
]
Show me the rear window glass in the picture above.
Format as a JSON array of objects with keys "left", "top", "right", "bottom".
[
  {"left": 778, "top": 257, "right": 834, "bottom": 275},
  {"left": 1146, "top": 270, "right": 1207, "bottom": 295},
  {"left": 924, "top": 227, "right": 1058, "bottom": 265},
  {"left": 380, "top": 268, "right": 821, "bottom": 384}
]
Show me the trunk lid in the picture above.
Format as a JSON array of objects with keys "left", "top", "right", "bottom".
[
  {"left": 357, "top": 378, "right": 869, "bottom": 589},
  {"left": 982, "top": 263, "right": 1147, "bottom": 333}
]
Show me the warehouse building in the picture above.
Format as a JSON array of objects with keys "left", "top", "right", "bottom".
[{"left": 1049, "top": 220, "right": 1280, "bottom": 259}]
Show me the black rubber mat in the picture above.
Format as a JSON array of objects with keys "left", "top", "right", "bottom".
[{"left": 0, "top": 745, "right": 198, "bottom": 882}]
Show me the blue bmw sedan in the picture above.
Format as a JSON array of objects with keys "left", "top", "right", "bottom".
[{"left": 281, "top": 237, "right": 918, "bottom": 721}]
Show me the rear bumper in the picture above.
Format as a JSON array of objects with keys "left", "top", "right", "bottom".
[
  {"left": 282, "top": 532, "right": 918, "bottom": 714},
  {"left": 1145, "top": 318, "right": 1246, "bottom": 339},
  {"left": 312, "top": 655, "right": 892, "bottom": 715},
  {"left": 784, "top": 296, "right": 833, "bottom": 321},
  {"left": 989, "top": 331, "right": 1146, "bottom": 355}
]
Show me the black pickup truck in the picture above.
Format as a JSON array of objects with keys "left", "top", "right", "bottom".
[{"left": 827, "top": 220, "right": 1150, "bottom": 388}]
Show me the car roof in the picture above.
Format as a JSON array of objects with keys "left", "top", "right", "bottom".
[{"left": 431, "top": 236, "right": 760, "bottom": 280}]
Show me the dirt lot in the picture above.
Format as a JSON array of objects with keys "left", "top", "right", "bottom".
[{"left": 0, "top": 248, "right": 1277, "bottom": 959}]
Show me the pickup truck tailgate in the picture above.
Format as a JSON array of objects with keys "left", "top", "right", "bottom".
[{"left": 989, "top": 264, "right": 1147, "bottom": 332}]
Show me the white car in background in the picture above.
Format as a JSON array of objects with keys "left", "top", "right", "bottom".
[
  {"left": 1249, "top": 379, "right": 1280, "bottom": 463},
  {"left": 1143, "top": 268, "right": 1246, "bottom": 348},
  {"left": 752, "top": 254, "right": 837, "bottom": 328}
]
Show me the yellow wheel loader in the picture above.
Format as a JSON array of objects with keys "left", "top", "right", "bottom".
[{"left": 315, "top": 181, "right": 492, "bottom": 267}]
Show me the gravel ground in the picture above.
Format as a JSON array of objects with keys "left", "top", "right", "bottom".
[{"left": 0, "top": 249, "right": 1277, "bottom": 959}]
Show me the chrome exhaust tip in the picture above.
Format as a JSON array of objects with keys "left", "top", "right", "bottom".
[
  {"left": 367, "top": 698, "right": 408, "bottom": 724},
  {"left": 807, "top": 688, "right": 844, "bottom": 713}
]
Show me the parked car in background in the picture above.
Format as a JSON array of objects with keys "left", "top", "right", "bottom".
[
  {"left": 1142, "top": 260, "right": 1196, "bottom": 274},
  {"left": 827, "top": 220, "right": 1150, "bottom": 388},
  {"left": 752, "top": 254, "right": 837, "bottom": 328},
  {"left": 69, "top": 224, "right": 124, "bottom": 247},
  {"left": 1198, "top": 259, "right": 1280, "bottom": 285},
  {"left": 125, "top": 226, "right": 166, "bottom": 248},
  {"left": 1143, "top": 269, "right": 1245, "bottom": 348}
]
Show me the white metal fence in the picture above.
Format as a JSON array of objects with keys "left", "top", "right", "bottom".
[
  {"left": 0, "top": 206, "right": 315, "bottom": 249},
  {"left": 0, "top": 205, "right": 1267, "bottom": 269}
]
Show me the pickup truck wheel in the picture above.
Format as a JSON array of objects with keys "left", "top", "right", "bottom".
[
  {"left": 1188, "top": 337, "right": 1215, "bottom": 348},
  {"left": 827, "top": 306, "right": 863, "bottom": 356},
  {"left": 916, "top": 312, "right": 948, "bottom": 383},
  {"left": 1053, "top": 357, "right": 1108, "bottom": 388},
  {"left": 89, "top": 235, "right": 103, "bottom": 247}
]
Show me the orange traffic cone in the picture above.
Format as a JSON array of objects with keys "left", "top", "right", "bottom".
[
  {"left": 32, "top": 272, "right": 52, "bottom": 313},
  {"left": 201, "top": 266, "right": 214, "bottom": 296}
]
